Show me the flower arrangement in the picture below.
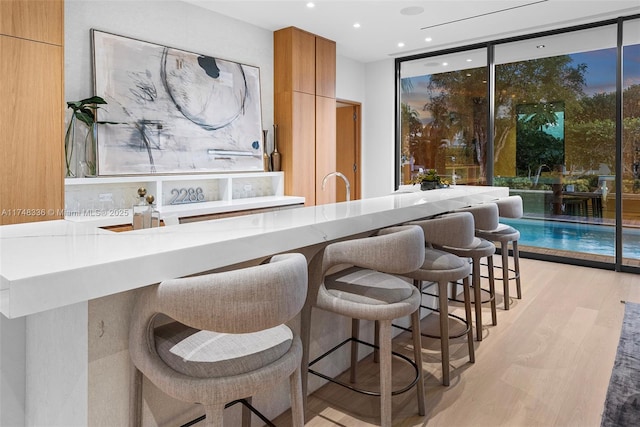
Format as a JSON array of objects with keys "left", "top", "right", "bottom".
[
  {"left": 412, "top": 169, "right": 449, "bottom": 190},
  {"left": 412, "top": 169, "right": 440, "bottom": 184}
]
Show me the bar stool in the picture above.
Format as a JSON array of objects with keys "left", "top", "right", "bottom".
[
  {"left": 301, "top": 225, "right": 426, "bottom": 427},
  {"left": 440, "top": 204, "right": 498, "bottom": 341},
  {"left": 129, "top": 253, "right": 308, "bottom": 427},
  {"left": 475, "top": 195, "right": 523, "bottom": 310},
  {"left": 402, "top": 212, "right": 476, "bottom": 386}
]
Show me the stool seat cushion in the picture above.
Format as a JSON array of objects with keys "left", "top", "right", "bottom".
[
  {"left": 404, "top": 249, "right": 472, "bottom": 283},
  {"left": 324, "top": 266, "right": 415, "bottom": 305},
  {"left": 441, "top": 237, "right": 496, "bottom": 258},
  {"left": 476, "top": 224, "right": 520, "bottom": 243},
  {"left": 422, "top": 248, "right": 468, "bottom": 271},
  {"left": 155, "top": 321, "right": 293, "bottom": 378}
]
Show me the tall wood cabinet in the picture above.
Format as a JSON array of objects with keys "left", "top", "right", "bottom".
[
  {"left": 274, "top": 27, "right": 336, "bottom": 205},
  {"left": 0, "top": 0, "right": 64, "bottom": 225}
]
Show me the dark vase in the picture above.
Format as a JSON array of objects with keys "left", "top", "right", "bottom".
[{"left": 421, "top": 181, "right": 438, "bottom": 191}]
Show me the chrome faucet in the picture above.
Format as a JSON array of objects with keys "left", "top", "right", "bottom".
[{"left": 322, "top": 171, "right": 351, "bottom": 202}]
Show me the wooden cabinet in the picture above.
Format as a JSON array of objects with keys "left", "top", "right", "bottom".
[
  {"left": 0, "top": 0, "right": 63, "bottom": 45},
  {"left": 315, "top": 36, "right": 336, "bottom": 98},
  {"left": 274, "top": 27, "right": 336, "bottom": 206},
  {"left": 0, "top": 0, "right": 64, "bottom": 225}
]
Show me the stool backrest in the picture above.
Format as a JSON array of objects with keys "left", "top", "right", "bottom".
[
  {"left": 130, "top": 253, "right": 308, "bottom": 336},
  {"left": 321, "top": 225, "right": 425, "bottom": 277},
  {"left": 496, "top": 195, "right": 523, "bottom": 219},
  {"left": 460, "top": 203, "right": 499, "bottom": 231},
  {"left": 408, "top": 212, "right": 476, "bottom": 248}
]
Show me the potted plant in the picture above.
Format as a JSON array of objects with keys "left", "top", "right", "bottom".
[
  {"left": 65, "top": 96, "right": 107, "bottom": 177},
  {"left": 412, "top": 169, "right": 447, "bottom": 190}
]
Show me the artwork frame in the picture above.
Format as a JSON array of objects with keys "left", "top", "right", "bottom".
[{"left": 91, "top": 29, "right": 265, "bottom": 176}]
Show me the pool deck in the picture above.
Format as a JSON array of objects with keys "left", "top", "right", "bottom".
[{"left": 519, "top": 245, "right": 640, "bottom": 267}]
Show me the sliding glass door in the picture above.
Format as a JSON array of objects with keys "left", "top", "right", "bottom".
[
  {"left": 622, "top": 18, "right": 640, "bottom": 268},
  {"left": 396, "top": 15, "right": 640, "bottom": 271},
  {"left": 493, "top": 25, "right": 619, "bottom": 261},
  {"left": 399, "top": 48, "right": 488, "bottom": 186}
]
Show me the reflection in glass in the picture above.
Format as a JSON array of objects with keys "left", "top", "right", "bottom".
[
  {"left": 494, "top": 25, "right": 618, "bottom": 258},
  {"left": 399, "top": 49, "right": 487, "bottom": 186},
  {"left": 622, "top": 19, "right": 640, "bottom": 266}
]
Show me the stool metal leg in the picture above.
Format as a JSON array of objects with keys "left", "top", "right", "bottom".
[
  {"left": 290, "top": 366, "right": 305, "bottom": 427},
  {"left": 379, "top": 319, "right": 393, "bottom": 427},
  {"left": 438, "top": 280, "right": 450, "bottom": 386},
  {"left": 410, "top": 309, "right": 426, "bottom": 416},
  {"left": 488, "top": 256, "right": 497, "bottom": 325},
  {"left": 462, "top": 276, "right": 475, "bottom": 363},
  {"left": 502, "top": 243, "right": 510, "bottom": 310},
  {"left": 513, "top": 240, "right": 522, "bottom": 299},
  {"left": 472, "top": 258, "right": 483, "bottom": 341},
  {"left": 242, "top": 397, "right": 252, "bottom": 427},
  {"left": 203, "top": 404, "right": 224, "bottom": 427},
  {"left": 351, "top": 318, "right": 360, "bottom": 382}
]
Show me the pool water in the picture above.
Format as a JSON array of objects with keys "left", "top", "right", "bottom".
[{"left": 500, "top": 218, "right": 640, "bottom": 259}]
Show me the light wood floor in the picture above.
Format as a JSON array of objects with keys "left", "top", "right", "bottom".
[{"left": 274, "top": 257, "right": 640, "bottom": 426}]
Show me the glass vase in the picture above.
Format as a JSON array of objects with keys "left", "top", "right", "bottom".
[{"left": 65, "top": 116, "right": 97, "bottom": 178}]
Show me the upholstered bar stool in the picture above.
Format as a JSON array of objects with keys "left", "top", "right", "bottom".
[
  {"left": 438, "top": 204, "right": 498, "bottom": 341},
  {"left": 301, "top": 225, "right": 426, "bottom": 427},
  {"left": 403, "top": 212, "right": 476, "bottom": 385},
  {"left": 129, "top": 253, "right": 308, "bottom": 427},
  {"left": 475, "top": 195, "right": 523, "bottom": 310}
]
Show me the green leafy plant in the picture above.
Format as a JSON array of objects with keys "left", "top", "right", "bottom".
[
  {"left": 412, "top": 169, "right": 442, "bottom": 184},
  {"left": 65, "top": 96, "right": 107, "bottom": 177}
]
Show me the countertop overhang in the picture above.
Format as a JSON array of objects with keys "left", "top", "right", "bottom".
[{"left": 0, "top": 186, "right": 508, "bottom": 318}]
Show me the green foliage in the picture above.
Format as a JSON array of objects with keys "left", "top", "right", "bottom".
[
  {"left": 412, "top": 168, "right": 442, "bottom": 184},
  {"left": 515, "top": 128, "right": 564, "bottom": 176},
  {"left": 66, "top": 96, "right": 107, "bottom": 127}
]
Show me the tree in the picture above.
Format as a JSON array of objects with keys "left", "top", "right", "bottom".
[{"left": 424, "top": 56, "right": 586, "bottom": 180}]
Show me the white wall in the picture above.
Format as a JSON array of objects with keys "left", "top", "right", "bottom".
[
  {"left": 65, "top": 0, "right": 274, "bottom": 135},
  {"left": 337, "top": 55, "right": 397, "bottom": 199},
  {"left": 363, "top": 59, "right": 397, "bottom": 198}
]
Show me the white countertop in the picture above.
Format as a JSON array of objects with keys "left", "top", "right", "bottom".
[
  {"left": 0, "top": 186, "right": 507, "bottom": 318},
  {"left": 65, "top": 195, "right": 306, "bottom": 227}
]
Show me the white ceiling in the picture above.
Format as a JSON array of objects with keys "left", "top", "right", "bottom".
[{"left": 183, "top": 0, "right": 640, "bottom": 63}]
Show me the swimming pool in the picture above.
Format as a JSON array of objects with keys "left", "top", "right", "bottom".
[{"left": 500, "top": 218, "right": 640, "bottom": 259}]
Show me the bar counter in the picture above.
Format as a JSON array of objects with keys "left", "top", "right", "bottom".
[{"left": 0, "top": 185, "right": 507, "bottom": 426}]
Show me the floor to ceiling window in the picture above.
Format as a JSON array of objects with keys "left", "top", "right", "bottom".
[
  {"left": 396, "top": 15, "right": 640, "bottom": 271},
  {"left": 399, "top": 48, "right": 488, "bottom": 186},
  {"left": 494, "top": 25, "right": 620, "bottom": 261},
  {"left": 622, "top": 18, "right": 640, "bottom": 267}
]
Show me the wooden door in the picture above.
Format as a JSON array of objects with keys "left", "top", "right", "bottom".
[
  {"left": 336, "top": 103, "right": 361, "bottom": 202},
  {"left": 315, "top": 96, "right": 337, "bottom": 205},
  {"left": 0, "top": 36, "right": 64, "bottom": 224}
]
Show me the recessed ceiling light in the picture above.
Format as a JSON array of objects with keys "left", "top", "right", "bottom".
[
  {"left": 353, "top": 22, "right": 361, "bottom": 28},
  {"left": 425, "top": 37, "right": 432, "bottom": 42},
  {"left": 442, "top": 62, "right": 448, "bottom": 66},
  {"left": 306, "top": 2, "right": 315, "bottom": 8},
  {"left": 466, "top": 59, "right": 473, "bottom": 62},
  {"left": 400, "top": 6, "right": 425, "bottom": 16},
  {"left": 537, "top": 44, "right": 546, "bottom": 49},
  {"left": 398, "top": 42, "right": 405, "bottom": 48}
]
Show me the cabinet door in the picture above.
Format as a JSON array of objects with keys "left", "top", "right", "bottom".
[
  {"left": 316, "top": 37, "right": 336, "bottom": 98},
  {"left": 0, "top": 0, "right": 63, "bottom": 45},
  {"left": 0, "top": 35, "right": 64, "bottom": 224},
  {"left": 274, "top": 27, "right": 316, "bottom": 95},
  {"left": 275, "top": 91, "right": 316, "bottom": 204},
  {"left": 315, "top": 96, "right": 337, "bottom": 205}
]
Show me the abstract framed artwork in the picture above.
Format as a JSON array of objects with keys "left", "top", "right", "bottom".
[{"left": 92, "top": 30, "right": 264, "bottom": 175}]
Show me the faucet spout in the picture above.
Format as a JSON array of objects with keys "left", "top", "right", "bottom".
[{"left": 322, "top": 172, "right": 351, "bottom": 202}]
